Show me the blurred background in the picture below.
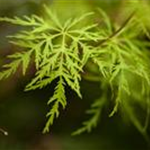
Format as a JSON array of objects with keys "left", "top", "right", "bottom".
[{"left": 0, "top": 0, "right": 149, "bottom": 150}]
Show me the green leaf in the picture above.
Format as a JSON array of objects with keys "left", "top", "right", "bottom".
[
  {"left": 43, "top": 77, "right": 66, "bottom": 133},
  {"left": 72, "top": 96, "right": 106, "bottom": 135}
]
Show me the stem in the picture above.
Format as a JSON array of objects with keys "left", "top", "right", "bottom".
[
  {"left": 95, "top": 11, "right": 135, "bottom": 47},
  {"left": 0, "top": 128, "right": 8, "bottom": 136}
]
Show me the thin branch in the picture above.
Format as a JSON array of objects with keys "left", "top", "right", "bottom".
[
  {"left": 95, "top": 11, "right": 135, "bottom": 46},
  {"left": 0, "top": 128, "right": 8, "bottom": 136}
]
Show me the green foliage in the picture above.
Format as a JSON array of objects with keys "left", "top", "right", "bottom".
[
  {"left": 72, "top": 82, "right": 108, "bottom": 136},
  {"left": 0, "top": 5, "right": 99, "bottom": 133},
  {"left": 0, "top": 3, "right": 150, "bottom": 140},
  {"left": 72, "top": 97, "right": 105, "bottom": 136}
]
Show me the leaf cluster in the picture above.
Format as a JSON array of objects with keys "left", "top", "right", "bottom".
[{"left": 0, "top": 4, "right": 150, "bottom": 139}]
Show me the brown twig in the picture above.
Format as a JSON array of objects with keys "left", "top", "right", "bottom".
[
  {"left": 95, "top": 11, "right": 135, "bottom": 47},
  {"left": 0, "top": 128, "right": 8, "bottom": 136}
]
